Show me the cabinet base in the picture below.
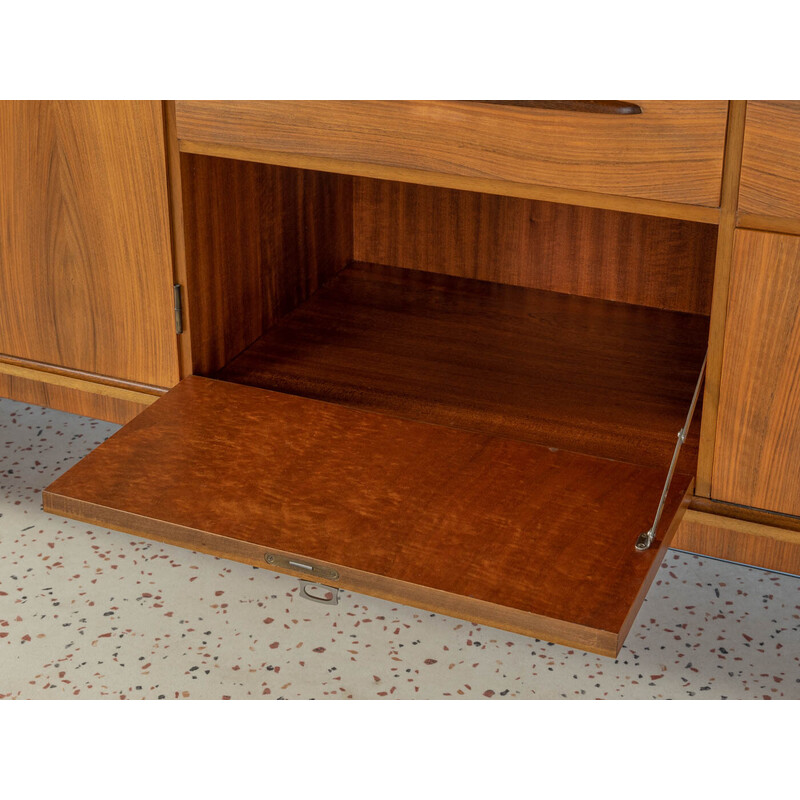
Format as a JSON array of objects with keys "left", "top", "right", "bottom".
[{"left": 673, "top": 507, "right": 800, "bottom": 576}]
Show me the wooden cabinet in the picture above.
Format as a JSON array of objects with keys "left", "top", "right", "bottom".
[
  {"left": 43, "top": 103, "right": 723, "bottom": 657},
  {"left": 0, "top": 101, "right": 179, "bottom": 421},
  {"left": 712, "top": 230, "right": 800, "bottom": 516},
  {"left": 0, "top": 99, "right": 793, "bottom": 655}
]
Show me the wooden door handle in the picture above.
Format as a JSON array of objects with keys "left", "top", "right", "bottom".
[{"left": 475, "top": 100, "right": 642, "bottom": 115}]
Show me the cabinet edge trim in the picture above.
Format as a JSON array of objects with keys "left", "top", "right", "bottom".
[{"left": 0, "top": 359, "right": 163, "bottom": 405}]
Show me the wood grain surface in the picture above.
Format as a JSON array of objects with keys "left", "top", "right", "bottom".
[
  {"left": 175, "top": 100, "right": 728, "bottom": 207},
  {"left": 736, "top": 214, "right": 800, "bottom": 238},
  {"left": 0, "top": 369, "right": 154, "bottom": 424},
  {"left": 696, "top": 101, "right": 748, "bottom": 497},
  {"left": 0, "top": 354, "right": 166, "bottom": 397},
  {"left": 162, "top": 101, "right": 193, "bottom": 379},
  {"left": 44, "top": 375, "right": 693, "bottom": 657},
  {"left": 217, "top": 262, "right": 709, "bottom": 472},
  {"left": 0, "top": 101, "right": 179, "bottom": 388},
  {"left": 712, "top": 230, "right": 800, "bottom": 516},
  {"left": 180, "top": 154, "right": 352, "bottom": 374},
  {"left": 689, "top": 495, "right": 800, "bottom": 534},
  {"left": 177, "top": 141, "right": 721, "bottom": 225},
  {"left": 673, "top": 509, "right": 800, "bottom": 577},
  {"left": 739, "top": 101, "right": 800, "bottom": 219},
  {"left": 353, "top": 178, "right": 718, "bottom": 314}
]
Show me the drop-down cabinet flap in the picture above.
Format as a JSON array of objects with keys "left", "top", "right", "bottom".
[{"left": 43, "top": 371, "right": 697, "bottom": 659}]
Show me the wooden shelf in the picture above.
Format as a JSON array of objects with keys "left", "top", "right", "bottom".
[{"left": 218, "top": 262, "right": 709, "bottom": 472}]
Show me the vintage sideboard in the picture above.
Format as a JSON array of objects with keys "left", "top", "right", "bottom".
[{"left": 1, "top": 100, "right": 798, "bottom": 657}]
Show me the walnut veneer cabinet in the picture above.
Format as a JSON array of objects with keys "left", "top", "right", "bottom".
[
  {"left": 0, "top": 101, "right": 178, "bottom": 421},
  {"left": 2, "top": 100, "right": 798, "bottom": 656}
]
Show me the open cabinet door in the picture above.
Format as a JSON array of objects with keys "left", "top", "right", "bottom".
[{"left": 44, "top": 375, "right": 694, "bottom": 658}]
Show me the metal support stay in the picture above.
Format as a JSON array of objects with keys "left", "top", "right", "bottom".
[{"left": 635, "top": 352, "right": 707, "bottom": 552}]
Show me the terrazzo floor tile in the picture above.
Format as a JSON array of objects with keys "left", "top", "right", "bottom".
[{"left": 0, "top": 396, "right": 798, "bottom": 699}]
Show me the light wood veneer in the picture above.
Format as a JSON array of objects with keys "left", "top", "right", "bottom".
[
  {"left": 712, "top": 229, "right": 800, "bottom": 516},
  {"left": 0, "top": 101, "right": 179, "bottom": 389},
  {"left": 175, "top": 100, "right": 729, "bottom": 208}
]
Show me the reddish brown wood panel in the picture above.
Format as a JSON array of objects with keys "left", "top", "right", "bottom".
[
  {"left": 0, "top": 101, "right": 179, "bottom": 388},
  {"left": 739, "top": 101, "right": 800, "bottom": 220},
  {"left": 353, "top": 178, "right": 718, "bottom": 315},
  {"left": 180, "top": 154, "right": 352, "bottom": 374},
  {"left": 175, "top": 100, "right": 728, "bottom": 206},
  {"left": 44, "top": 376, "right": 692, "bottom": 657},
  {"left": 218, "top": 262, "right": 709, "bottom": 472},
  {"left": 712, "top": 230, "right": 800, "bottom": 516}
]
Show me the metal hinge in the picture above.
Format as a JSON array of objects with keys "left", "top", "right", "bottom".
[{"left": 173, "top": 284, "right": 183, "bottom": 335}]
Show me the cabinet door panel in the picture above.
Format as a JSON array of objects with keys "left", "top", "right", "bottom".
[
  {"left": 713, "top": 229, "right": 800, "bottom": 516},
  {"left": 0, "top": 101, "right": 178, "bottom": 388}
]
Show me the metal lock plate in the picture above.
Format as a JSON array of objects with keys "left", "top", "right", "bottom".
[{"left": 264, "top": 551, "right": 340, "bottom": 581}]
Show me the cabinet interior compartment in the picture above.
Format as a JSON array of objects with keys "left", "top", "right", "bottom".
[
  {"left": 44, "top": 152, "right": 718, "bottom": 657},
  {"left": 180, "top": 154, "right": 715, "bottom": 474}
]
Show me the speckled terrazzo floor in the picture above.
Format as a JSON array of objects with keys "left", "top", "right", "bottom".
[{"left": 1, "top": 396, "right": 798, "bottom": 700}]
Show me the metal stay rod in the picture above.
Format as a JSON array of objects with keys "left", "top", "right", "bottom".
[{"left": 635, "top": 352, "right": 708, "bottom": 552}]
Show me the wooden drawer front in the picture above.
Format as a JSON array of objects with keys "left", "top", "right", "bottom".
[
  {"left": 713, "top": 230, "right": 800, "bottom": 516},
  {"left": 739, "top": 101, "right": 800, "bottom": 219},
  {"left": 175, "top": 101, "right": 729, "bottom": 207}
]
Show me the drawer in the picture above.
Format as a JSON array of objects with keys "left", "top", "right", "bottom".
[
  {"left": 739, "top": 101, "right": 800, "bottom": 220},
  {"left": 175, "top": 100, "right": 729, "bottom": 207}
]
